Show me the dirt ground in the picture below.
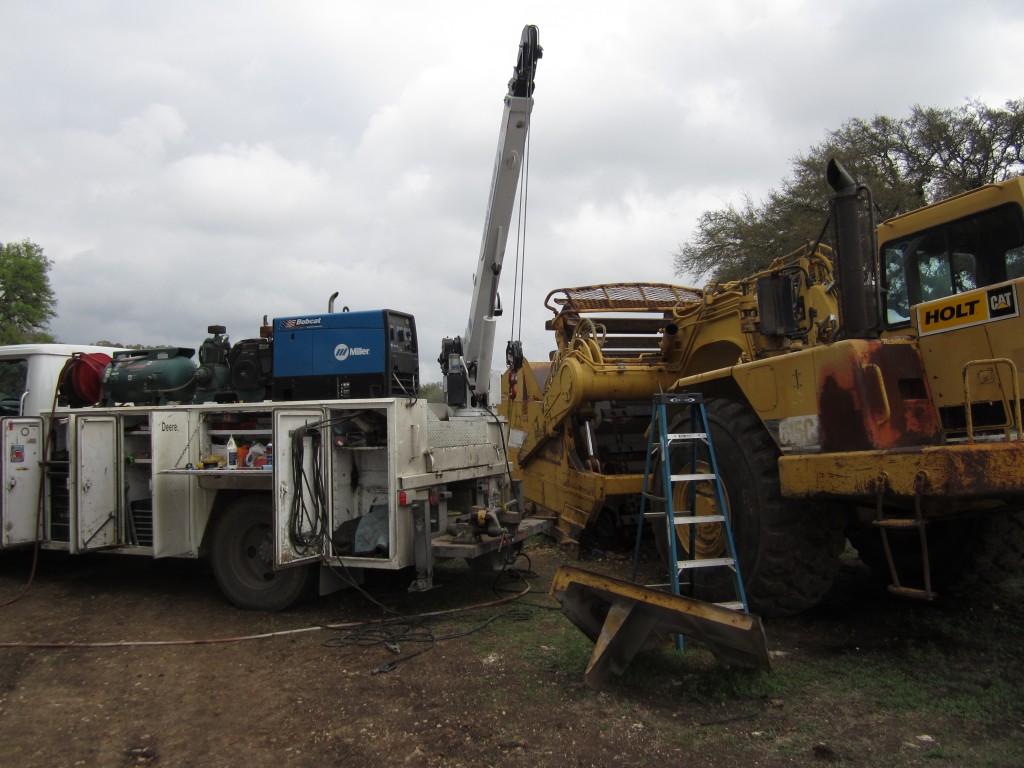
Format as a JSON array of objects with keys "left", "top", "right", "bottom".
[{"left": 0, "top": 541, "right": 1022, "bottom": 768}]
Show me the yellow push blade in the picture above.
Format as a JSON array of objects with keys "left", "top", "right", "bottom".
[{"left": 550, "top": 565, "right": 771, "bottom": 690}]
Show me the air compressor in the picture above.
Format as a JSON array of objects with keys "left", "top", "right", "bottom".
[{"left": 101, "top": 347, "right": 198, "bottom": 406}]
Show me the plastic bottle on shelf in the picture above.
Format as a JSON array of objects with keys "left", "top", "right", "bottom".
[{"left": 227, "top": 435, "right": 238, "bottom": 470}]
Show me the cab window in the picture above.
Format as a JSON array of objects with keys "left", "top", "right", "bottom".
[
  {"left": 882, "top": 203, "right": 1024, "bottom": 327},
  {"left": 0, "top": 358, "right": 28, "bottom": 415}
]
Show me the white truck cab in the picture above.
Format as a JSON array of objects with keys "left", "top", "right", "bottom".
[{"left": 0, "top": 344, "right": 123, "bottom": 417}]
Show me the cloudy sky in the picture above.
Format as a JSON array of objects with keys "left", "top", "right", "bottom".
[{"left": 1, "top": 1, "right": 1020, "bottom": 384}]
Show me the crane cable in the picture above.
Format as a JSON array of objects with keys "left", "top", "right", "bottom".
[
  {"left": 506, "top": 129, "right": 531, "bottom": 399},
  {"left": 513, "top": 129, "right": 531, "bottom": 342}
]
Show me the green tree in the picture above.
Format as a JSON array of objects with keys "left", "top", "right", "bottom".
[
  {"left": 674, "top": 99, "right": 1024, "bottom": 284},
  {"left": 0, "top": 240, "right": 57, "bottom": 344},
  {"left": 419, "top": 381, "right": 445, "bottom": 403}
]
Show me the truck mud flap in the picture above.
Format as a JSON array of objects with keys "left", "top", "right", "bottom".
[{"left": 550, "top": 565, "right": 771, "bottom": 690}]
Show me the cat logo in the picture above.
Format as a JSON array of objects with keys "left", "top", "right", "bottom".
[
  {"left": 918, "top": 283, "right": 1019, "bottom": 335},
  {"left": 988, "top": 286, "right": 1017, "bottom": 318}
]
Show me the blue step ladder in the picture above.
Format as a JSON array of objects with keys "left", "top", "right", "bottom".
[{"left": 631, "top": 393, "right": 749, "bottom": 647}]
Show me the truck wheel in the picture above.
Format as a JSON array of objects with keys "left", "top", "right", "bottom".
[
  {"left": 652, "top": 399, "right": 844, "bottom": 617},
  {"left": 210, "top": 495, "right": 312, "bottom": 611}
]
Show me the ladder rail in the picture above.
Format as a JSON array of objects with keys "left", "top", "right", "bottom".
[{"left": 659, "top": 402, "right": 683, "bottom": 596}]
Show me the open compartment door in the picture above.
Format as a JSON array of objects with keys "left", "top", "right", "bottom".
[
  {"left": 326, "top": 402, "right": 411, "bottom": 570},
  {"left": 151, "top": 410, "right": 194, "bottom": 557},
  {"left": 274, "top": 407, "right": 327, "bottom": 567},
  {"left": 2, "top": 417, "right": 44, "bottom": 547},
  {"left": 73, "top": 415, "right": 120, "bottom": 552}
]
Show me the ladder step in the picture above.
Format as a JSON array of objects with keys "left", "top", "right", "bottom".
[
  {"left": 637, "top": 589, "right": 742, "bottom": 610},
  {"left": 645, "top": 583, "right": 698, "bottom": 590},
  {"left": 715, "top": 601, "right": 745, "bottom": 610},
  {"left": 887, "top": 585, "right": 937, "bottom": 600},
  {"left": 873, "top": 518, "right": 925, "bottom": 530},
  {"left": 671, "top": 514, "right": 726, "bottom": 525},
  {"left": 640, "top": 493, "right": 666, "bottom": 502},
  {"left": 665, "top": 432, "right": 707, "bottom": 442},
  {"left": 677, "top": 557, "right": 735, "bottom": 570},
  {"left": 670, "top": 473, "right": 716, "bottom": 482}
]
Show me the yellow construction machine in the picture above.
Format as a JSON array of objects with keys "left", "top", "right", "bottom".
[{"left": 505, "top": 160, "right": 1024, "bottom": 617}]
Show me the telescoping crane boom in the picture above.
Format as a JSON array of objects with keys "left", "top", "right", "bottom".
[{"left": 439, "top": 24, "right": 541, "bottom": 412}]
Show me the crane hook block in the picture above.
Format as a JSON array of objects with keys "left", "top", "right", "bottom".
[{"left": 509, "top": 25, "right": 542, "bottom": 98}]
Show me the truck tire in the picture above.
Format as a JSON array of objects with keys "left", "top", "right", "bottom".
[
  {"left": 210, "top": 495, "right": 313, "bottom": 611},
  {"left": 653, "top": 399, "right": 844, "bottom": 617}
]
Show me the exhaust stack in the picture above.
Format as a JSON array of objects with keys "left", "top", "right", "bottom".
[{"left": 827, "top": 159, "right": 880, "bottom": 338}]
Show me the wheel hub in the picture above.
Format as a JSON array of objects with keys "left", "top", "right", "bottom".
[
  {"left": 671, "top": 461, "right": 729, "bottom": 559},
  {"left": 238, "top": 522, "right": 276, "bottom": 585}
]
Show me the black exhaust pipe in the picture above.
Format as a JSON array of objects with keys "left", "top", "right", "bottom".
[{"left": 827, "top": 159, "right": 879, "bottom": 339}]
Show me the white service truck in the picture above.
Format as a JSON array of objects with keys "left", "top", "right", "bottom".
[{"left": 0, "top": 25, "right": 547, "bottom": 610}]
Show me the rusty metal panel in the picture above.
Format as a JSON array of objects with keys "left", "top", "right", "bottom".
[
  {"left": 816, "top": 339, "right": 941, "bottom": 452},
  {"left": 780, "top": 441, "right": 1024, "bottom": 500}
]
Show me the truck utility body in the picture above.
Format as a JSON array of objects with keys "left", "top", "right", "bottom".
[
  {"left": 3, "top": 397, "right": 542, "bottom": 607},
  {"left": 0, "top": 25, "right": 548, "bottom": 611}
]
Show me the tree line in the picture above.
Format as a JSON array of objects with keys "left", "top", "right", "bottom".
[{"left": 673, "top": 99, "right": 1024, "bottom": 284}]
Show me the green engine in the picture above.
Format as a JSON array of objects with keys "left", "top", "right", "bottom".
[{"left": 102, "top": 347, "right": 197, "bottom": 406}]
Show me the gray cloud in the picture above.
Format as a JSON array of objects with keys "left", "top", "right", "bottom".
[{"left": 1, "top": 0, "right": 1021, "bottom": 383}]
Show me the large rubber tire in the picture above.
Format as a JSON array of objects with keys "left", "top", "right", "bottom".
[
  {"left": 210, "top": 495, "right": 313, "bottom": 611},
  {"left": 653, "top": 399, "right": 845, "bottom": 617}
]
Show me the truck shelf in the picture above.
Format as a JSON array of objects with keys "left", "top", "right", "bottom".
[
  {"left": 160, "top": 468, "right": 273, "bottom": 477},
  {"left": 207, "top": 430, "right": 271, "bottom": 437}
]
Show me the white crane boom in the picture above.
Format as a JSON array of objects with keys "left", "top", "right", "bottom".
[{"left": 440, "top": 24, "right": 541, "bottom": 412}]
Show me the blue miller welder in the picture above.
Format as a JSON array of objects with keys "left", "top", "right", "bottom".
[{"left": 271, "top": 309, "right": 418, "bottom": 400}]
